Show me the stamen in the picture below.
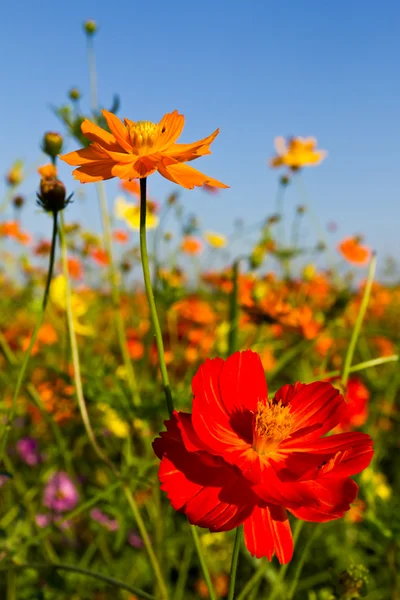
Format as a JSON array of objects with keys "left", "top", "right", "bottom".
[
  {"left": 253, "top": 399, "right": 294, "bottom": 455},
  {"left": 129, "top": 121, "right": 160, "bottom": 153}
]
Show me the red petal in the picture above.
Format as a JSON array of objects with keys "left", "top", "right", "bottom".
[
  {"left": 289, "top": 477, "right": 358, "bottom": 522},
  {"left": 244, "top": 505, "right": 293, "bottom": 563},
  {"left": 153, "top": 413, "right": 256, "bottom": 532},
  {"left": 280, "top": 382, "right": 346, "bottom": 446},
  {"left": 219, "top": 350, "right": 268, "bottom": 417}
]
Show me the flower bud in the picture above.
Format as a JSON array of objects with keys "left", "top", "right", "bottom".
[
  {"left": 6, "top": 161, "right": 23, "bottom": 187},
  {"left": 297, "top": 204, "right": 307, "bottom": 214},
  {"left": 13, "top": 195, "right": 24, "bottom": 210},
  {"left": 42, "top": 132, "right": 63, "bottom": 160},
  {"left": 337, "top": 565, "right": 369, "bottom": 598},
  {"left": 84, "top": 20, "right": 97, "bottom": 35},
  {"left": 37, "top": 179, "right": 72, "bottom": 213},
  {"left": 280, "top": 174, "right": 290, "bottom": 186},
  {"left": 69, "top": 88, "right": 81, "bottom": 101}
]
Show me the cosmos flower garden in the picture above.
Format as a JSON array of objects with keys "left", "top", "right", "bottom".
[{"left": 0, "top": 19, "right": 399, "bottom": 600}]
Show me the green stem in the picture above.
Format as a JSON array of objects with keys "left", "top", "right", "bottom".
[
  {"left": 322, "top": 355, "right": 398, "bottom": 381},
  {"left": 96, "top": 180, "right": 141, "bottom": 406},
  {"left": 87, "top": 36, "right": 98, "bottom": 113},
  {"left": 275, "top": 181, "right": 286, "bottom": 246},
  {"left": 228, "top": 260, "right": 240, "bottom": 355},
  {"left": 139, "top": 177, "right": 174, "bottom": 416},
  {"left": 7, "top": 569, "right": 16, "bottom": 600},
  {"left": 59, "top": 213, "right": 116, "bottom": 474},
  {"left": 123, "top": 485, "right": 169, "bottom": 600},
  {"left": 2, "top": 563, "right": 155, "bottom": 600},
  {"left": 236, "top": 559, "right": 267, "bottom": 600},
  {"left": 173, "top": 543, "right": 193, "bottom": 600},
  {"left": 341, "top": 254, "right": 377, "bottom": 387},
  {"left": 286, "top": 527, "right": 316, "bottom": 600},
  {"left": 191, "top": 527, "right": 217, "bottom": 600},
  {"left": 228, "top": 526, "right": 243, "bottom": 600},
  {"left": 269, "top": 520, "right": 305, "bottom": 600},
  {"left": 0, "top": 210, "right": 58, "bottom": 461}
]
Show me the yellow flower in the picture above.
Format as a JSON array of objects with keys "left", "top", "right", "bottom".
[
  {"left": 203, "top": 231, "right": 227, "bottom": 248},
  {"left": 50, "top": 275, "right": 94, "bottom": 336},
  {"left": 114, "top": 196, "right": 158, "bottom": 230},
  {"left": 270, "top": 137, "right": 327, "bottom": 170},
  {"left": 98, "top": 404, "right": 129, "bottom": 438},
  {"left": 6, "top": 160, "right": 23, "bottom": 186}
]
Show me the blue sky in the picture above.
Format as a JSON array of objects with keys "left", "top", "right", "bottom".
[{"left": 1, "top": 0, "right": 399, "bottom": 267}]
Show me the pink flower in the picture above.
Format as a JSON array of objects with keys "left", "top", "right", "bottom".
[
  {"left": 90, "top": 508, "right": 119, "bottom": 532},
  {"left": 17, "top": 437, "right": 41, "bottom": 466},
  {"left": 43, "top": 472, "right": 79, "bottom": 513}
]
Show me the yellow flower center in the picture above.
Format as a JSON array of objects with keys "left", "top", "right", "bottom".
[
  {"left": 253, "top": 399, "right": 294, "bottom": 455},
  {"left": 129, "top": 121, "right": 161, "bottom": 153}
]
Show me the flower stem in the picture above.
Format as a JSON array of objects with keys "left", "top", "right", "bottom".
[
  {"left": 123, "top": 485, "right": 169, "bottom": 600},
  {"left": 286, "top": 527, "right": 316, "bottom": 600},
  {"left": 341, "top": 254, "right": 377, "bottom": 387},
  {"left": 191, "top": 527, "right": 217, "bottom": 600},
  {"left": 228, "top": 259, "right": 240, "bottom": 355},
  {"left": 0, "top": 210, "right": 58, "bottom": 462},
  {"left": 59, "top": 213, "right": 116, "bottom": 474},
  {"left": 139, "top": 177, "right": 174, "bottom": 416},
  {"left": 228, "top": 526, "right": 243, "bottom": 600},
  {"left": 2, "top": 563, "right": 155, "bottom": 600}
]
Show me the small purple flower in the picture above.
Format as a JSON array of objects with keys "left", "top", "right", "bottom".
[
  {"left": 35, "top": 513, "right": 51, "bottom": 528},
  {"left": 17, "top": 437, "right": 41, "bottom": 466},
  {"left": 43, "top": 472, "right": 79, "bottom": 513},
  {"left": 90, "top": 508, "right": 119, "bottom": 532},
  {"left": 128, "top": 530, "right": 144, "bottom": 549}
]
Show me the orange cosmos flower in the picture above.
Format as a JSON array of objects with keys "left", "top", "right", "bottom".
[
  {"left": 121, "top": 179, "right": 140, "bottom": 197},
  {"left": 0, "top": 221, "right": 31, "bottom": 245},
  {"left": 90, "top": 247, "right": 110, "bottom": 266},
  {"left": 338, "top": 237, "right": 372, "bottom": 266},
  {"left": 38, "top": 164, "right": 57, "bottom": 180},
  {"left": 60, "top": 110, "right": 228, "bottom": 190},
  {"left": 113, "top": 229, "right": 129, "bottom": 243},
  {"left": 181, "top": 236, "right": 203, "bottom": 255},
  {"left": 270, "top": 137, "right": 327, "bottom": 170},
  {"left": 67, "top": 257, "right": 84, "bottom": 281}
]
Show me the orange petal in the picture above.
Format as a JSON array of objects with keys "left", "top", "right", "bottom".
[
  {"left": 72, "top": 161, "right": 116, "bottom": 183},
  {"left": 156, "top": 111, "right": 185, "bottom": 151},
  {"left": 60, "top": 146, "right": 106, "bottom": 167},
  {"left": 101, "top": 110, "right": 132, "bottom": 153},
  {"left": 165, "top": 129, "right": 220, "bottom": 162},
  {"left": 81, "top": 119, "right": 117, "bottom": 149},
  {"left": 158, "top": 161, "right": 228, "bottom": 190}
]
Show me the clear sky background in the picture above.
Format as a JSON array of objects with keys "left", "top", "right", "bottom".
[{"left": 1, "top": 0, "right": 399, "bottom": 268}]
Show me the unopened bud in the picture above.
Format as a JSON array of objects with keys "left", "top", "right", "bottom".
[
  {"left": 280, "top": 174, "right": 290, "bottom": 186},
  {"left": 37, "top": 179, "right": 72, "bottom": 213},
  {"left": 84, "top": 20, "right": 97, "bottom": 35},
  {"left": 167, "top": 193, "right": 178, "bottom": 205},
  {"left": 13, "top": 195, "right": 24, "bottom": 210},
  {"left": 69, "top": 88, "right": 81, "bottom": 101},
  {"left": 42, "top": 132, "right": 63, "bottom": 160},
  {"left": 316, "top": 241, "right": 326, "bottom": 252},
  {"left": 297, "top": 204, "right": 307, "bottom": 214}
]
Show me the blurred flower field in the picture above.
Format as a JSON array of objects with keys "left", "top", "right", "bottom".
[{"left": 1, "top": 19, "right": 399, "bottom": 600}]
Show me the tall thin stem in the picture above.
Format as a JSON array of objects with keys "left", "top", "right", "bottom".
[
  {"left": 191, "top": 528, "right": 217, "bottom": 600},
  {"left": 341, "top": 254, "right": 377, "bottom": 387},
  {"left": 59, "top": 213, "right": 116, "bottom": 473},
  {"left": 227, "top": 526, "right": 243, "bottom": 600},
  {"left": 228, "top": 259, "right": 240, "bottom": 356},
  {"left": 86, "top": 36, "right": 98, "bottom": 113},
  {"left": 123, "top": 485, "right": 169, "bottom": 600},
  {"left": 0, "top": 210, "right": 58, "bottom": 461},
  {"left": 139, "top": 177, "right": 174, "bottom": 416}
]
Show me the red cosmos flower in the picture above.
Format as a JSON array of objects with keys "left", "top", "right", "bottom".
[{"left": 153, "top": 351, "right": 373, "bottom": 564}]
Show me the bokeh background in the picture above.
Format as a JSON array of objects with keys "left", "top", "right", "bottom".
[{"left": 1, "top": 0, "right": 399, "bottom": 265}]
